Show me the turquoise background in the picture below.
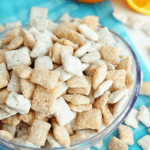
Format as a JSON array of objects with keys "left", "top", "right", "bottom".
[{"left": 0, "top": 0, "right": 150, "bottom": 149}]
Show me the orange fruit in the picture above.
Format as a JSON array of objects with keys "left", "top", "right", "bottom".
[
  {"left": 126, "top": 0, "right": 150, "bottom": 15},
  {"left": 77, "top": 0, "right": 105, "bottom": 4}
]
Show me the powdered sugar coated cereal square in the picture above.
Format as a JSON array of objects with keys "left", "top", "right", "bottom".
[
  {"left": 94, "top": 80, "right": 113, "bottom": 98},
  {"left": 47, "top": 132, "right": 61, "bottom": 148},
  {"left": 30, "top": 41, "right": 50, "bottom": 58},
  {"left": 5, "top": 47, "right": 31, "bottom": 70},
  {"left": 124, "top": 108, "right": 139, "bottom": 129},
  {"left": 6, "top": 92, "right": 31, "bottom": 115},
  {"left": 13, "top": 135, "right": 40, "bottom": 148},
  {"left": 93, "top": 141, "right": 103, "bottom": 149},
  {"left": 35, "top": 56, "right": 53, "bottom": 70},
  {"left": 61, "top": 53, "right": 82, "bottom": 76},
  {"left": 29, "top": 7, "right": 48, "bottom": 27},
  {"left": 0, "top": 104, "right": 17, "bottom": 115},
  {"left": 97, "top": 27, "right": 115, "bottom": 46},
  {"left": 81, "top": 52, "right": 101, "bottom": 64},
  {"left": 47, "top": 20, "right": 59, "bottom": 33},
  {"left": 108, "top": 89, "right": 129, "bottom": 104},
  {"left": 32, "top": 18, "right": 48, "bottom": 32},
  {"left": 74, "top": 42, "right": 91, "bottom": 58},
  {"left": 78, "top": 24, "right": 99, "bottom": 41},
  {"left": 137, "top": 135, "right": 150, "bottom": 150},
  {"left": 54, "top": 66, "right": 73, "bottom": 82},
  {"left": 137, "top": 105, "right": 150, "bottom": 127},
  {"left": 7, "top": 72, "right": 21, "bottom": 93},
  {"left": 54, "top": 97, "right": 75, "bottom": 126}
]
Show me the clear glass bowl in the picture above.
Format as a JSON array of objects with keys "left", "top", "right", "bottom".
[{"left": 0, "top": 27, "right": 141, "bottom": 150}]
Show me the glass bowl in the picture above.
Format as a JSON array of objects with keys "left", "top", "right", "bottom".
[{"left": 0, "top": 26, "right": 141, "bottom": 150}]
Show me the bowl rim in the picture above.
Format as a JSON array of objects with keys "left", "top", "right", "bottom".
[{"left": 0, "top": 26, "right": 141, "bottom": 150}]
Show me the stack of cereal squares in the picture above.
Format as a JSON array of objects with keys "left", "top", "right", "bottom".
[{"left": 0, "top": 6, "right": 134, "bottom": 149}]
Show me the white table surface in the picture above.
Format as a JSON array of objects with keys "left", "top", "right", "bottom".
[{"left": 124, "top": 26, "right": 150, "bottom": 71}]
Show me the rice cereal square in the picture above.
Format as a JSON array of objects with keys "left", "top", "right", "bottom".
[
  {"left": 27, "top": 119, "right": 51, "bottom": 146},
  {"left": 31, "top": 84, "right": 58, "bottom": 114},
  {"left": 20, "top": 79, "right": 36, "bottom": 99},
  {"left": 100, "top": 45, "right": 120, "bottom": 65},
  {"left": 106, "top": 69, "right": 126, "bottom": 92},
  {"left": 0, "top": 72, "right": 8, "bottom": 89},
  {"left": 77, "top": 108, "right": 102, "bottom": 130},
  {"left": 108, "top": 137, "right": 128, "bottom": 150},
  {"left": 82, "top": 16, "right": 99, "bottom": 31},
  {"left": 52, "top": 43, "right": 73, "bottom": 64},
  {"left": 30, "top": 65, "right": 59, "bottom": 89},
  {"left": 13, "top": 66, "right": 32, "bottom": 79},
  {"left": 118, "top": 124, "right": 134, "bottom": 145}
]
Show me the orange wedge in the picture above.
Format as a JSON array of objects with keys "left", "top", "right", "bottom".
[{"left": 126, "top": 0, "right": 150, "bottom": 15}]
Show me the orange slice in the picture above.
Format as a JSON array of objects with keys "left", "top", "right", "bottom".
[{"left": 126, "top": 0, "right": 150, "bottom": 15}]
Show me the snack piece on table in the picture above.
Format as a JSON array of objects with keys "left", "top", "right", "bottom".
[
  {"left": 137, "top": 105, "right": 150, "bottom": 127},
  {"left": 124, "top": 108, "right": 139, "bottom": 129},
  {"left": 137, "top": 135, "right": 150, "bottom": 150},
  {"left": 118, "top": 124, "right": 134, "bottom": 145},
  {"left": 108, "top": 136, "right": 128, "bottom": 150}
]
